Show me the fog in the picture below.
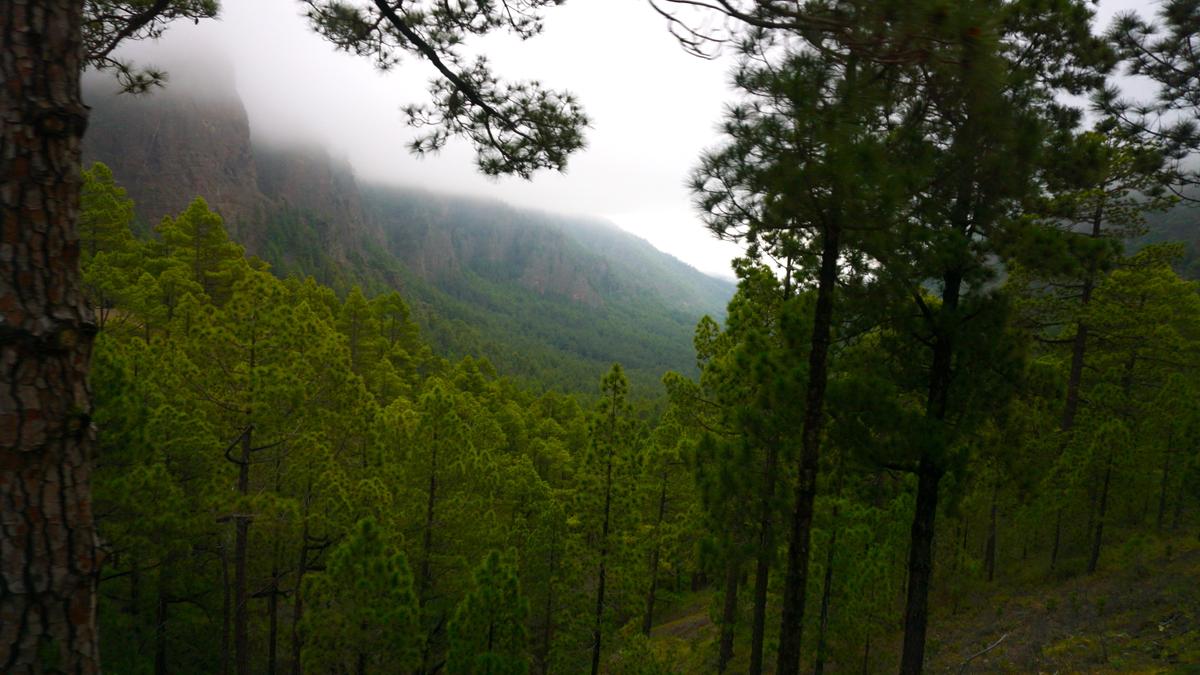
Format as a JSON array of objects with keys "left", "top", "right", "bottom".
[{"left": 104, "top": 0, "right": 1152, "bottom": 279}]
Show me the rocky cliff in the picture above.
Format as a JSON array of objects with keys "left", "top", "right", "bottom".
[{"left": 79, "top": 69, "right": 734, "bottom": 388}]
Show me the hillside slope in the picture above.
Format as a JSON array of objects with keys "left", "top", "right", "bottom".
[
  {"left": 643, "top": 535, "right": 1200, "bottom": 673},
  {"left": 81, "top": 72, "right": 733, "bottom": 392}
]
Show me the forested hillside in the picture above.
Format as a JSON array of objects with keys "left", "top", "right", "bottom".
[
  {"left": 81, "top": 75, "right": 733, "bottom": 392},
  {"left": 6, "top": 0, "right": 1200, "bottom": 674}
]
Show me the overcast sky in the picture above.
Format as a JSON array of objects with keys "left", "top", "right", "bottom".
[{"left": 112, "top": 0, "right": 1150, "bottom": 279}]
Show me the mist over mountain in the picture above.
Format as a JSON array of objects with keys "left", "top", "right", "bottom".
[{"left": 81, "top": 67, "right": 733, "bottom": 392}]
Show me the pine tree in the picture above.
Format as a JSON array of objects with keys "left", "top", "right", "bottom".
[
  {"left": 301, "top": 518, "right": 421, "bottom": 674},
  {"left": 448, "top": 550, "right": 530, "bottom": 675}
]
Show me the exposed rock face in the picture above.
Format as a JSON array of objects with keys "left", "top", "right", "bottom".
[
  {"left": 80, "top": 70, "right": 731, "bottom": 321},
  {"left": 82, "top": 76, "right": 267, "bottom": 244},
  {"left": 81, "top": 66, "right": 375, "bottom": 262}
]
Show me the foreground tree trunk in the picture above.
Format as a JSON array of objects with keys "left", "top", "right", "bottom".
[{"left": 0, "top": 2, "right": 101, "bottom": 672}]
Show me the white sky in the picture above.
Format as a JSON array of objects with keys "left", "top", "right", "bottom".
[{"left": 114, "top": 0, "right": 1150, "bottom": 279}]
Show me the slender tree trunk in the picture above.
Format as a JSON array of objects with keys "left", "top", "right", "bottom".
[
  {"left": 1061, "top": 313, "right": 1091, "bottom": 431},
  {"left": 899, "top": 266, "right": 960, "bottom": 675},
  {"left": 813, "top": 510, "right": 840, "bottom": 675},
  {"left": 861, "top": 634, "right": 871, "bottom": 675},
  {"left": 131, "top": 556, "right": 142, "bottom": 648},
  {"left": 234, "top": 426, "right": 253, "bottom": 675},
  {"left": 749, "top": 441, "right": 781, "bottom": 675},
  {"left": 718, "top": 557, "right": 741, "bottom": 673},
  {"left": 1050, "top": 507, "right": 1063, "bottom": 572},
  {"left": 985, "top": 488, "right": 997, "bottom": 583},
  {"left": 1087, "top": 452, "right": 1113, "bottom": 575},
  {"left": 1173, "top": 471, "right": 1186, "bottom": 531},
  {"left": 1061, "top": 206, "right": 1102, "bottom": 432},
  {"left": 956, "top": 517, "right": 968, "bottom": 573},
  {"left": 901, "top": 459, "right": 943, "bottom": 675},
  {"left": 642, "top": 473, "right": 669, "bottom": 636},
  {"left": 1158, "top": 441, "right": 1173, "bottom": 532},
  {"left": 590, "top": 400, "right": 617, "bottom": 675},
  {"left": 155, "top": 567, "right": 169, "bottom": 675},
  {"left": 0, "top": 2, "right": 101, "bottom": 672},
  {"left": 222, "top": 540, "right": 232, "bottom": 675},
  {"left": 268, "top": 568, "right": 279, "bottom": 675},
  {"left": 777, "top": 223, "right": 841, "bottom": 675},
  {"left": 291, "top": 526, "right": 311, "bottom": 675},
  {"left": 539, "top": 543, "right": 557, "bottom": 674},
  {"left": 419, "top": 432, "right": 439, "bottom": 675}
]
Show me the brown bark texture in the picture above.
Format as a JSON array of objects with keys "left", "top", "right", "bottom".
[{"left": 1, "top": 1, "right": 101, "bottom": 672}]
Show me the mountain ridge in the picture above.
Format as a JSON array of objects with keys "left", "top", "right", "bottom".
[{"left": 81, "top": 71, "right": 734, "bottom": 392}]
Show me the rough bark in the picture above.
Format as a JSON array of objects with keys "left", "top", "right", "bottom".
[
  {"left": 0, "top": 1, "right": 101, "bottom": 672},
  {"left": 776, "top": 223, "right": 840, "bottom": 675}
]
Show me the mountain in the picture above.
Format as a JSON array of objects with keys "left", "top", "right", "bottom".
[
  {"left": 81, "top": 70, "right": 733, "bottom": 393},
  {"left": 1138, "top": 192, "right": 1200, "bottom": 279}
]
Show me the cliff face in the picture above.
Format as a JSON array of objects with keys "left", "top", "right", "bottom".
[
  {"left": 82, "top": 78, "right": 267, "bottom": 244},
  {"left": 81, "top": 71, "right": 374, "bottom": 262}
]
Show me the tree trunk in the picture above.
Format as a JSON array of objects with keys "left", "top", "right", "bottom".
[
  {"left": 777, "top": 223, "right": 840, "bottom": 675},
  {"left": 642, "top": 472, "right": 669, "bottom": 636},
  {"left": 899, "top": 262, "right": 960, "bottom": 675},
  {"left": 291, "top": 528, "right": 310, "bottom": 675},
  {"left": 1050, "top": 507, "right": 1063, "bottom": 573},
  {"left": 1158, "top": 440, "right": 1173, "bottom": 532},
  {"left": 155, "top": 563, "right": 169, "bottom": 675},
  {"left": 900, "top": 458, "right": 943, "bottom": 675},
  {"left": 267, "top": 567, "right": 279, "bottom": 675},
  {"left": 419, "top": 433, "right": 439, "bottom": 675},
  {"left": 985, "top": 488, "right": 997, "bottom": 583},
  {"left": 538, "top": 543, "right": 557, "bottom": 674},
  {"left": 861, "top": 635, "right": 871, "bottom": 675},
  {"left": 749, "top": 441, "right": 781, "bottom": 675},
  {"left": 1087, "top": 452, "right": 1113, "bottom": 575},
  {"left": 718, "top": 557, "right": 741, "bottom": 673},
  {"left": 1061, "top": 205, "right": 1102, "bottom": 432},
  {"left": 222, "top": 540, "right": 232, "bottom": 675},
  {"left": 234, "top": 427, "right": 252, "bottom": 675},
  {"left": 0, "top": 2, "right": 101, "bottom": 672},
  {"left": 813, "top": 511, "right": 839, "bottom": 675},
  {"left": 590, "top": 408, "right": 616, "bottom": 675}
]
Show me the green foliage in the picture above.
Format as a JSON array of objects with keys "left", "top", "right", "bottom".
[
  {"left": 448, "top": 550, "right": 529, "bottom": 675},
  {"left": 302, "top": 518, "right": 421, "bottom": 673}
]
